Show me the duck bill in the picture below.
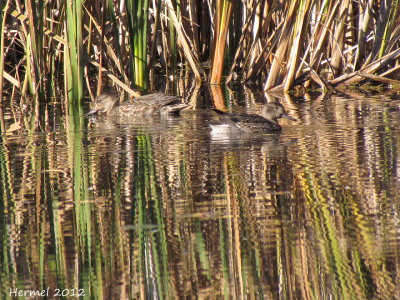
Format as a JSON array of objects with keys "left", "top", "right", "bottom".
[
  {"left": 85, "top": 109, "right": 98, "bottom": 116},
  {"left": 281, "top": 113, "right": 296, "bottom": 121}
]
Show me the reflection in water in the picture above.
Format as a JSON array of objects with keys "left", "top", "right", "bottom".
[{"left": 1, "top": 89, "right": 400, "bottom": 299}]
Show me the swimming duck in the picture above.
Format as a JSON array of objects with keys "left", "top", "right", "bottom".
[
  {"left": 86, "top": 92, "right": 189, "bottom": 116},
  {"left": 210, "top": 102, "right": 296, "bottom": 134}
]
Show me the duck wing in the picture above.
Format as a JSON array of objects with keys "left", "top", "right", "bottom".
[
  {"left": 214, "top": 110, "right": 267, "bottom": 124},
  {"left": 224, "top": 112, "right": 282, "bottom": 132},
  {"left": 109, "top": 94, "right": 187, "bottom": 116},
  {"left": 133, "top": 93, "right": 187, "bottom": 115},
  {"left": 212, "top": 109, "right": 243, "bottom": 130},
  {"left": 236, "top": 114, "right": 281, "bottom": 131},
  {"left": 132, "top": 93, "right": 181, "bottom": 106}
]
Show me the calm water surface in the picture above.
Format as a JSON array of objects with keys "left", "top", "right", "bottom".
[{"left": 1, "top": 88, "right": 400, "bottom": 299}]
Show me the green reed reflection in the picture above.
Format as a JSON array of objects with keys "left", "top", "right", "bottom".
[
  {"left": 0, "top": 134, "right": 13, "bottom": 299},
  {"left": 133, "top": 133, "right": 170, "bottom": 299},
  {"left": 290, "top": 93, "right": 400, "bottom": 300},
  {"left": 1, "top": 91, "right": 400, "bottom": 299}
]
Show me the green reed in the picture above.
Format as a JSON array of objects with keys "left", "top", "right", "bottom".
[
  {"left": 219, "top": 219, "right": 230, "bottom": 297},
  {"left": 135, "top": 133, "right": 170, "bottom": 298},
  {"left": 2, "top": 0, "right": 400, "bottom": 106},
  {"left": 24, "top": 0, "right": 44, "bottom": 97},
  {"left": 291, "top": 119, "right": 395, "bottom": 299},
  {"left": 65, "top": 0, "right": 84, "bottom": 102},
  {"left": 0, "top": 116, "right": 14, "bottom": 300},
  {"left": 378, "top": 0, "right": 399, "bottom": 58},
  {"left": 126, "top": 0, "right": 149, "bottom": 90},
  {"left": 134, "top": 134, "right": 152, "bottom": 295}
]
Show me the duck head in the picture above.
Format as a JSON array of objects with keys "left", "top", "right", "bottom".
[
  {"left": 261, "top": 102, "right": 296, "bottom": 123},
  {"left": 86, "top": 92, "right": 119, "bottom": 115}
]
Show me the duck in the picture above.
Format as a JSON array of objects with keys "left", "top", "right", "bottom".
[
  {"left": 86, "top": 92, "right": 189, "bottom": 116},
  {"left": 210, "top": 102, "right": 296, "bottom": 134}
]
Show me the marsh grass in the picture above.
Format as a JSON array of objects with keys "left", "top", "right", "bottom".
[
  {"left": 1, "top": 84, "right": 400, "bottom": 299},
  {"left": 1, "top": 0, "right": 400, "bottom": 107}
]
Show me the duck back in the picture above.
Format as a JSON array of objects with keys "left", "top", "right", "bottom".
[
  {"left": 211, "top": 109, "right": 282, "bottom": 133},
  {"left": 107, "top": 93, "right": 188, "bottom": 117}
]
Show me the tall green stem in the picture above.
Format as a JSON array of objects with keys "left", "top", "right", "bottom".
[{"left": 65, "top": 0, "right": 84, "bottom": 103}]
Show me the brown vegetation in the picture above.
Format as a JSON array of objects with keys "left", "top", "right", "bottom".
[{"left": 1, "top": 0, "right": 400, "bottom": 104}]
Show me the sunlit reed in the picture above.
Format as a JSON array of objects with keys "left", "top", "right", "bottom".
[
  {"left": 2, "top": 1, "right": 400, "bottom": 108},
  {"left": 210, "top": 0, "right": 232, "bottom": 84}
]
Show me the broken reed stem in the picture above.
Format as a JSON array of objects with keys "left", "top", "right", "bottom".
[{"left": 88, "top": 58, "right": 141, "bottom": 98}]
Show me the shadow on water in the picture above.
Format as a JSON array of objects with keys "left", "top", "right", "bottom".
[{"left": 1, "top": 86, "right": 400, "bottom": 299}]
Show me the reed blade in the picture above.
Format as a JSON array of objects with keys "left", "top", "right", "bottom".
[
  {"left": 0, "top": 0, "right": 11, "bottom": 102},
  {"left": 210, "top": 0, "right": 233, "bottom": 84},
  {"left": 65, "top": 0, "right": 84, "bottom": 103}
]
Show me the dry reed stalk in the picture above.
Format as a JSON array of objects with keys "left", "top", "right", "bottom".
[
  {"left": 210, "top": 85, "right": 226, "bottom": 109},
  {"left": 371, "top": 0, "right": 393, "bottom": 59},
  {"left": 148, "top": 0, "right": 161, "bottom": 70},
  {"left": 24, "top": 0, "right": 41, "bottom": 94},
  {"left": 4, "top": 0, "right": 400, "bottom": 99},
  {"left": 0, "top": 0, "right": 11, "bottom": 102},
  {"left": 329, "top": 0, "right": 349, "bottom": 78},
  {"left": 88, "top": 58, "right": 141, "bottom": 98},
  {"left": 284, "top": 0, "right": 311, "bottom": 91},
  {"left": 165, "top": 0, "right": 202, "bottom": 82},
  {"left": 244, "top": 14, "right": 285, "bottom": 83},
  {"left": 96, "top": 1, "right": 107, "bottom": 96},
  {"left": 159, "top": 11, "right": 169, "bottom": 76},
  {"left": 111, "top": 0, "right": 131, "bottom": 85},
  {"left": 309, "top": 70, "right": 332, "bottom": 90},
  {"left": 2, "top": 70, "right": 20, "bottom": 88},
  {"left": 210, "top": 0, "right": 233, "bottom": 84},
  {"left": 305, "top": 1, "right": 340, "bottom": 72},
  {"left": 183, "top": 0, "right": 201, "bottom": 61},
  {"left": 241, "top": 0, "right": 266, "bottom": 77},
  {"left": 226, "top": 0, "right": 257, "bottom": 83},
  {"left": 264, "top": 0, "right": 299, "bottom": 90},
  {"left": 353, "top": 0, "right": 373, "bottom": 71},
  {"left": 332, "top": 48, "right": 400, "bottom": 86},
  {"left": 358, "top": 72, "right": 400, "bottom": 86},
  {"left": 295, "top": 0, "right": 326, "bottom": 77},
  {"left": 380, "top": 64, "right": 400, "bottom": 78},
  {"left": 248, "top": 1, "right": 262, "bottom": 65},
  {"left": 10, "top": 8, "right": 66, "bottom": 44},
  {"left": 378, "top": 1, "right": 400, "bottom": 58},
  {"left": 81, "top": 15, "right": 123, "bottom": 76}
]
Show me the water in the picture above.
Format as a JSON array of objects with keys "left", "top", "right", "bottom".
[{"left": 1, "top": 88, "right": 400, "bottom": 299}]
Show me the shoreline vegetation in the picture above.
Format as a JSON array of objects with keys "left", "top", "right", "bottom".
[{"left": 1, "top": 0, "right": 400, "bottom": 105}]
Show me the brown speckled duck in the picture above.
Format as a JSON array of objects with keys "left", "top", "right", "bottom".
[
  {"left": 210, "top": 102, "right": 296, "bottom": 134},
  {"left": 87, "top": 92, "right": 189, "bottom": 116}
]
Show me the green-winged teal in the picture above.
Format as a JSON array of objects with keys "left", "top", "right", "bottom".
[
  {"left": 87, "top": 92, "right": 189, "bottom": 116},
  {"left": 210, "top": 102, "right": 296, "bottom": 134}
]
